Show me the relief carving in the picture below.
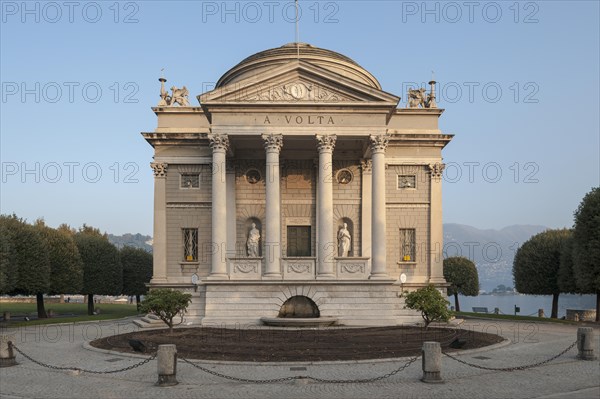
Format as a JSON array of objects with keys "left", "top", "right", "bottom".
[
  {"left": 288, "top": 263, "right": 311, "bottom": 274},
  {"left": 234, "top": 263, "right": 258, "bottom": 274},
  {"left": 341, "top": 263, "right": 365, "bottom": 274},
  {"left": 245, "top": 82, "right": 353, "bottom": 103}
]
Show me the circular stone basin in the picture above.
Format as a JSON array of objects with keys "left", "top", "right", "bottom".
[{"left": 260, "top": 316, "right": 337, "bottom": 327}]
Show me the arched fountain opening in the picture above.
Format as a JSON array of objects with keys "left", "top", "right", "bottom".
[
  {"left": 261, "top": 295, "right": 337, "bottom": 327},
  {"left": 278, "top": 296, "right": 320, "bottom": 318}
]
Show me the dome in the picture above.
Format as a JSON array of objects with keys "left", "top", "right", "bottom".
[{"left": 215, "top": 43, "right": 382, "bottom": 89}]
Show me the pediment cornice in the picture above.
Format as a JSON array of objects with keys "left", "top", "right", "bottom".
[{"left": 199, "top": 60, "right": 400, "bottom": 112}]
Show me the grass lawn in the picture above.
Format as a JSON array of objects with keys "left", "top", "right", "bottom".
[
  {"left": 0, "top": 303, "right": 140, "bottom": 327},
  {"left": 455, "top": 311, "right": 578, "bottom": 324}
]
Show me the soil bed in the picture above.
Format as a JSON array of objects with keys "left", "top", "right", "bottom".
[{"left": 92, "top": 326, "right": 503, "bottom": 362}]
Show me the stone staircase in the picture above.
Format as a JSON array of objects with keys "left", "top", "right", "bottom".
[{"left": 132, "top": 314, "right": 166, "bottom": 329}]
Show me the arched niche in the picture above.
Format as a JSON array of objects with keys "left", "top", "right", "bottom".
[{"left": 278, "top": 296, "right": 320, "bottom": 318}]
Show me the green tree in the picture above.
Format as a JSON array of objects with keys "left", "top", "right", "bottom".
[
  {"left": 0, "top": 216, "right": 17, "bottom": 294},
  {"left": 572, "top": 187, "right": 600, "bottom": 322},
  {"left": 36, "top": 221, "right": 84, "bottom": 296},
  {"left": 403, "top": 284, "right": 451, "bottom": 328},
  {"left": 139, "top": 289, "right": 192, "bottom": 333},
  {"left": 557, "top": 234, "right": 585, "bottom": 294},
  {"left": 75, "top": 228, "right": 122, "bottom": 315},
  {"left": 443, "top": 256, "right": 479, "bottom": 312},
  {"left": 513, "top": 229, "right": 571, "bottom": 318},
  {"left": 0, "top": 216, "right": 51, "bottom": 318},
  {"left": 121, "top": 246, "right": 153, "bottom": 308}
]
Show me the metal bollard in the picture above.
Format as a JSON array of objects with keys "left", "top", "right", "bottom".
[
  {"left": 421, "top": 341, "right": 443, "bottom": 383},
  {"left": 577, "top": 327, "right": 597, "bottom": 361},
  {"left": 0, "top": 334, "right": 17, "bottom": 367},
  {"left": 156, "top": 344, "right": 178, "bottom": 386}
]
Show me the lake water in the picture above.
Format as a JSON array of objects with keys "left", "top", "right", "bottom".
[{"left": 456, "top": 294, "right": 596, "bottom": 317}]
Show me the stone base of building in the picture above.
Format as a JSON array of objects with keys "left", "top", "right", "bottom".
[{"left": 149, "top": 281, "right": 432, "bottom": 327}]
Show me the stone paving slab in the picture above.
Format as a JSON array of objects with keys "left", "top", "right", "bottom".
[{"left": 0, "top": 319, "right": 598, "bottom": 399}]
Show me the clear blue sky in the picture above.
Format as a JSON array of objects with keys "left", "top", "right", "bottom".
[{"left": 1, "top": 0, "right": 599, "bottom": 235}]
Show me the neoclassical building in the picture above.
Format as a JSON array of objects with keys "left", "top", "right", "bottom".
[{"left": 142, "top": 43, "right": 453, "bottom": 326}]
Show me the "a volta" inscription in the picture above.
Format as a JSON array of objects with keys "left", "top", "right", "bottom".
[{"left": 263, "top": 115, "right": 335, "bottom": 125}]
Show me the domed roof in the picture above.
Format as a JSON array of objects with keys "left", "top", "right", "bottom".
[{"left": 215, "top": 43, "right": 382, "bottom": 89}]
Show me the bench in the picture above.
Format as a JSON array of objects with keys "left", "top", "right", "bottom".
[{"left": 472, "top": 307, "right": 489, "bottom": 313}]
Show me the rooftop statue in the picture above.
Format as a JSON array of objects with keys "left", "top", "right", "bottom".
[
  {"left": 408, "top": 88, "right": 427, "bottom": 108},
  {"left": 158, "top": 77, "right": 190, "bottom": 107},
  {"left": 407, "top": 80, "right": 438, "bottom": 109}
]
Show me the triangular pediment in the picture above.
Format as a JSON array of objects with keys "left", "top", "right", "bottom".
[{"left": 199, "top": 60, "right": 400, "bottom": 106}]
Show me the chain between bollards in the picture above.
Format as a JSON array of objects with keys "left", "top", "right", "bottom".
[
  {"left": 180, "top": 355, "right": 420, "bottom": 384},
  {"left": 443, "top": 340, "right": 578, "bottom": 372},
  {"left": 8, "top": 342, "right": 156, "bottom": 374}
]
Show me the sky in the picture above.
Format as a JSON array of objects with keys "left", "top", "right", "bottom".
[{"left": 1, "top": 0, "right": 599, "bottom": 236}]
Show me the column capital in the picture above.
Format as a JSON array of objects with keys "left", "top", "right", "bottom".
[
  {"left": 262, "top": 134, "right": 284, "bottom": 153},
  {"left": 360, "top": 159, "right": 372, "bottom": 173},
  {"left": 316, "top": 134, "right": 337, "bottom": 152},
  {"left": 428, "top": 162, "right": 446, "bottom": 179},
  {"left": 209, "top": 134, "right": 230, "bottom": 152},
  {"left": 369, "top": 134, "right": 390, "bottom": 154},
  {"left": 150, "top": 162, "right": 168, "bottom": 177}
]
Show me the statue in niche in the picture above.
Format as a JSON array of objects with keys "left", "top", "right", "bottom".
[
  {"left": 338, "top": 223, "right": 352, "bottom": 257},
  {"left": 247, "top": 223, "right": 261, "bottom": 257}
]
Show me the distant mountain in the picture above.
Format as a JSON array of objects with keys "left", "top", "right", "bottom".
[
  {"left": 107, "top": 233, "right": 153, "bottom": 253},
  {"left": 443, "top": 223, "right": 549, "bottom": 291}
]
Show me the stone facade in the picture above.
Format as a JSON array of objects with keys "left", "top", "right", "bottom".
[{"left": 142, "top": 43, "right": 453, "bottom": 326}]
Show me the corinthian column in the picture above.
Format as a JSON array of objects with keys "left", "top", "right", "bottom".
[
  {"left": 208, "top": 134, "right": 229, "bottom": 279},
  {"left": 428, "top": 163, "right": 446, "bottom": 284},
  {"left": 316, "top": 134, "right": 337, "bottom": 278},
  {"left": 150, "top": 162, "right": 168, "bottom": 283},
  {"left": 262, "top": 134, "right": 283, "bottom": 279},
  {"left": 369, "top": 135, "right": 389, "bottom": 279}
]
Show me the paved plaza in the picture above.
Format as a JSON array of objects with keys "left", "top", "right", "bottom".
[{"left": 0, "top": 318, "right": 598, "bottom": 399}]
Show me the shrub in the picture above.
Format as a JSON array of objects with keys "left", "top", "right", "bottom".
[
  {"left": 403, "top": 285, "right": 452, "bottom": 328},
  {"left": 139, "top": 289, "right": 192, "bottom": 333}
]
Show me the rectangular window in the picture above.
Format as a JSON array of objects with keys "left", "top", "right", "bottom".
[
  {"left": 183, "top": 228, "right": 198, "bottom": 261},
  {"left": 181, "top": 174, "right": 200, "bottom": 188},
  {"left": 398, "top": 175, "right": 417, "bottom": 189},
  {"left": 287, "top": 226, "right": 311, "bottom": 257},
  {"left": 399, "top": 229, "right": 416, "bottom": 262}
]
